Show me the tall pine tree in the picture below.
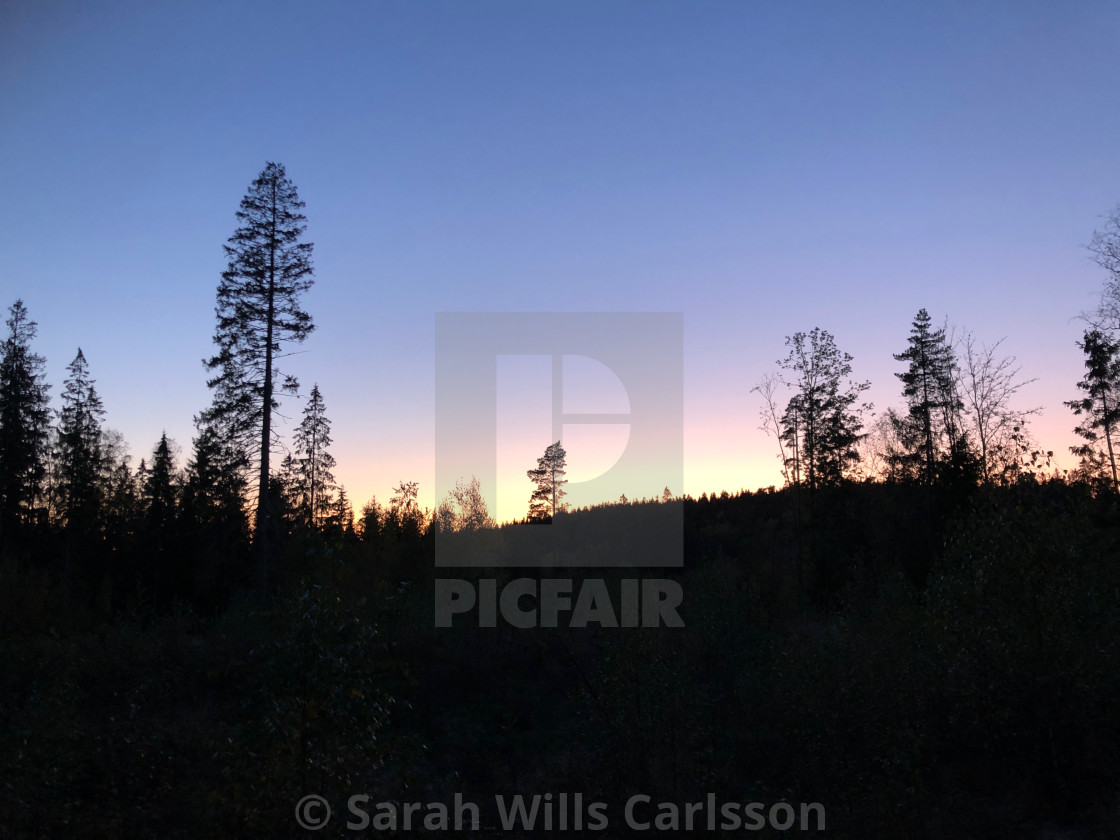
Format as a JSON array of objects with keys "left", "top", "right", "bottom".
[
  {"left": 527, "top": 441, "right": 567, "bottom": 522},
  {"left": 203, "top": 162, "right": 315, "bottom": 589},
  {"left": 55, "top": 349, "right": 106, "bottom": 598},
  {"left": 0, "top": 300, "right": 51, "bottom": 547}
]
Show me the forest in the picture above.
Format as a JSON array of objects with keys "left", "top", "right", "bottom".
[{"left": 2, "top": 163, "right": 1120, "bottom": 838}]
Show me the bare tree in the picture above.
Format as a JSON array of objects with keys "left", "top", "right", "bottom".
[
  {"left": 751, "top": 372, "right": 791, "bottom": 486},
  {"left": 955, "top": 332, "right": 1040, "bottom": 484},
  {"left": 1088, "top": 206, "right": 1120, "bottom": 334}
]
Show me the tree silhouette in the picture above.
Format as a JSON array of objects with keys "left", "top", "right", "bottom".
[
  {"left": 387, "top": 480, "right": 424, "bottom": 551},
  {"left": 527, "top": 441, "right": 567, "bottom": 522},
  {"left": 1066, "top": 329, "right": 1120, "bottom": 492},
  {"left": 437, "top": 476, "right": 495, "bottom": 532},
  {"left": 1087, "top": 205, "right": 1120, "bottom": 334},
  {"left": 292, "top": 384, "right": 336, "bottom": 530},
  {"left": 100, "top": 429, "right": 137, "bottom": 554},
  {"left": 893, "top": 309, "right": 972, "bottom": 484},
  {"left": 391, "top": 480, "right": 419, "bottom": 517},
  {"left": 326, "top": 486, "right": 355, "bottom": 539},
  {"left": 183, "top": 419, "right": 248, "bottom": 527},
  {"left": 203, "top": 162, "right": 315, "bottom": 589},
  {"left": 778, "top": 328, "right": 870, "bottom": 492},
  {"left": 56, "top": 349, "right": 105, "bottom": 534},
  {"left": 180, "top": 418, "right": 251, "bottom": 603},
  {"left": 0, "top": 300, "right": 51, "bottom": 546},
  {"left": 955, "top": 332, "right": 1039, "bottom": 484},
  {"left": 753, "top": 372, "right": 792, "bottom": 486},
  {"left": 358, "top": 496, "right": 383, "bottom": 545},
  {"left": 131, "top": 433, "right": 179, "bottom": 602},
  {"left": 141, "top": 433, "right": 179, "bottom": 535}
]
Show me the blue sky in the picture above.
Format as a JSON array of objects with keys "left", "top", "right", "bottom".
[{"left": 2, "top": 1, "right": 1118, "bottom": 515}]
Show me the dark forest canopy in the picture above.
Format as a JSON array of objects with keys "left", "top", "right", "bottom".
[{"left": 4, "top": 172, "right": 1120, "bottom": 603}]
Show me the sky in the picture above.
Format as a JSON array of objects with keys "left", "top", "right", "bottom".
[{"left": 2, "top": 1, "right": 1119, "bottom": 522}]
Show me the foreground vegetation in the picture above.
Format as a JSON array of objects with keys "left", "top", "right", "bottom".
[{"left": 3, "top": 478, "right": 1119, "bottom": 838}]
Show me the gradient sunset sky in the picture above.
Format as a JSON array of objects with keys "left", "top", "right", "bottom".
[{"left": 2, "top": 1, "right": 1118, "bottom": 522}]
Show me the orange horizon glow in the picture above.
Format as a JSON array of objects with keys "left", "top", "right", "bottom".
[{"left": 331, "top": 408, "right": 1081, "bottom": 528}]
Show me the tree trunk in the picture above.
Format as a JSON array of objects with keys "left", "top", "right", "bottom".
[
  {"left": 1102, "top": 391, "right": 1119, "bottom": 493},
  {"left": 255, "top": 186, "right": 278, "bottom": 591}
]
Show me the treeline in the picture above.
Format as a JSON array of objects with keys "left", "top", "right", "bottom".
[
  {"left": 0, "top": 163, "right": 433, "bottom": 622},
  {"left": 0, "top": 295, "right": 1051, "bottom": 622},
  {"left": 0, "top": 293, "right": 437, "bottom": 622},
  {"left": 755, "top": 206, "right": 1120, "bottom": 499},
  {"left": 757, "top": 313, "right": 1044, "bottom": 493},
  {"left": 4, "top": 167, "right": 1120, "bottom": 835},
  {"left": 4, "top": 169, "right": 1120, "bottom": 624}
]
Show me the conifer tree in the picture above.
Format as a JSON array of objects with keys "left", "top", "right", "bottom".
[
  {"left": 292, "top": 384, "right": 336, "bottom": 529},
  {"left": 56, "top": 349, "right": 105, "bottom": 534},
  {"left": 141, "top": 432, "right": 179, "bottom": 534},
  {"left": 182, "top": 420, "right": 248, "bottom": 530},
  {"left": 327, "top": 487, "right": 355, "bottom": 539},
  {"left": 359, "top": 496, "right": 383, "bottom": 544},
  {"left": 203, "top": 162, "right": 315, "bottom": 588},
  {"left": 1066, "top": 329, "right": 1120, "bottom": 492},
  {"left": 527, "top": 441, "right": 567, "bottom": 522},
  {"left": 893, "top": 309, "right": 972, "bottom": 484},
  {"left": 100, "top": 429, "right": 137, "bottom": 547},
  {"left": 0, "top": 300, "right": 51, "bottom": 544},
  {"left": 180, "top": 419, "right": 251, "bottom": 602}
]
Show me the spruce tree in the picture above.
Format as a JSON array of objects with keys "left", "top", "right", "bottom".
[
  {"left": 1066, "top": 329, "right": 1120, "bottom": 492},
  {"left": 203, "top": 162, "right": 315, "bottom": 588},
  {"left": 100, "top": 429, "right": 138, "bottom": 551},
  {"left": 0, "top": 300, "right": 51, "bottom": 545},
  {"left": 328, "top": 487, "right": 355, "bottom": 540},
  {"left": 141, "top": 433, "right": 178, "bottom": 533},
  {"left": 180, "top": 419, "right": 251, "bottom": 602},
  {"left": 56, "top": 349, "right": 105, "bottom": 534},
  {"left": 893, "top": 309, "right": 971, "bottom": 484},
  {"left": 292, "top": 384, "right": 336, "bottom": 530}
]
